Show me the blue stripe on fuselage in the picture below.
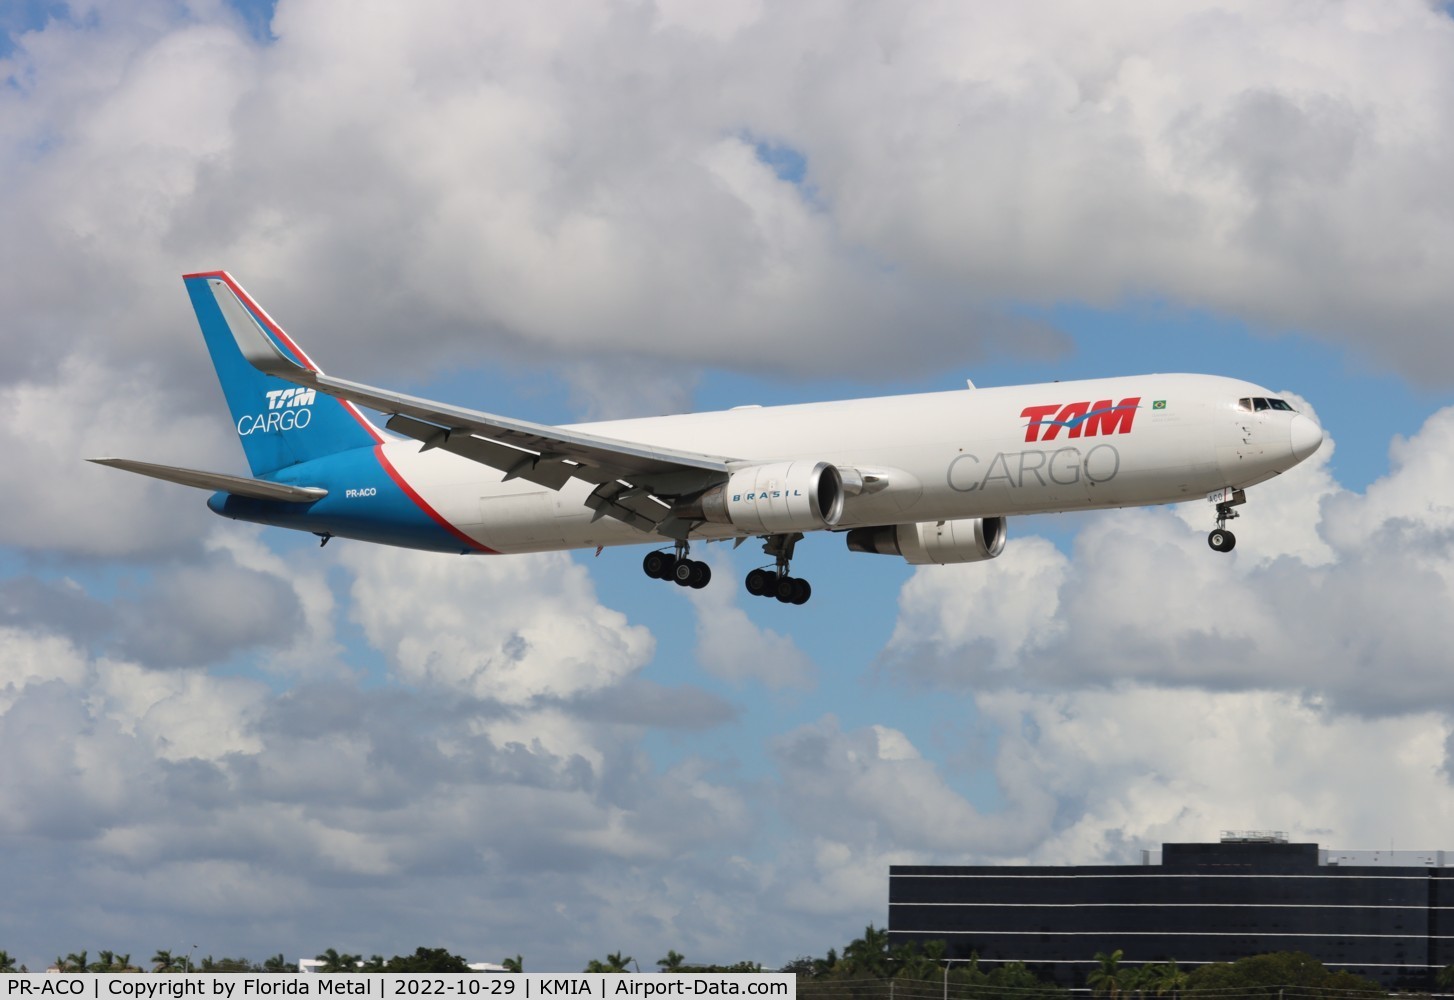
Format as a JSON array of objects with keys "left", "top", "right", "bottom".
[{"left": 206, "top": 446, "right": 479, "bottom": 554}]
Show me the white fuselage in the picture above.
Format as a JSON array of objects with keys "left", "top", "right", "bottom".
[{"left": 380, "top": 373, "right": 1312, "bottom": 554}]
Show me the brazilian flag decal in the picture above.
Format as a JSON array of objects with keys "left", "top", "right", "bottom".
[{"left": 1153, "top": 400, "right": 1167, "bottom": 409}]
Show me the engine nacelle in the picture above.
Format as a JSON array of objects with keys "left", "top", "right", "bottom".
[
  {"left": 846, "top": 516, "right": 1007, "bottom": 565},
  {"left": 678, "top": 461, "right": 845, "bottom": 533}
]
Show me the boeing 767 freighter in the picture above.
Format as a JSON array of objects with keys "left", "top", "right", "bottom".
[{"left": 91, "top": 272, "right": 1323, "bottom": 605}]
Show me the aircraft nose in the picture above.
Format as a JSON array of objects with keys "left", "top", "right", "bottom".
[{"left": 1290, "top": 413, "right": 1324, "bottom": 462}]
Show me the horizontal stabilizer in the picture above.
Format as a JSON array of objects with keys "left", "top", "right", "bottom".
[{"left": 89, "top": 458, "right": 327, "bottom": 503}]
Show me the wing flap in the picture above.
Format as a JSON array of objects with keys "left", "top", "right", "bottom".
[
  {"left": 386, "top": 414, "right": 581, "bottom": 491},
  {"left": 89, "top": 458, "right": 327, "bottom": 503}
]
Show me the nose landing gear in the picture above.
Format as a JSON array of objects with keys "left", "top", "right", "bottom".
[
  {"left": 744, "top": 532, "right": 812, "bottom": 605},
  {"left": 1207, "top": 488, "right": 1246, "bottom": 553},
  {"left": 642, "top": 543, "right": 712, "bottom": 589}
]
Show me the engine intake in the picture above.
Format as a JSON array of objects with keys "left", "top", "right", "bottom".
[
  {"left": 678, "top": 461, "right": 844, "bottom": 533},
  {"left": 846, "top": 516, "right": 1007, "bottom": 565}
]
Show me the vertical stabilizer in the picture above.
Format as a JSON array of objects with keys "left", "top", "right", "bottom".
[{"left": 184, "top": 271, "right": 382, "bottom": 477}]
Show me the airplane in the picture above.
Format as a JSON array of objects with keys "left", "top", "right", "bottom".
[{"left": 91, "top": 272, "right": 1324, "bottom": 605}]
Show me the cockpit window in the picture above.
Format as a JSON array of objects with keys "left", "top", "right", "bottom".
[{"left": 1237, "top": 396, "right": 1296, "bottom": 413}]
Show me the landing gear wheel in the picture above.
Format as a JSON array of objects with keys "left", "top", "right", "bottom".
[
  {"left": 672, "top": 558, "right": 696, "bottom": 586},
  {"left": 688, "top": 561, "right": 711, "bottom": 590},
  {"left": 1208, "top": 529, "right": 1236, "bottom": 553},
  {"left": 748, "top": 534, "right": 812, "bottom": 606},
  {"left": 643, "top": 550, "right": 673, "bottom": 579},
  {"left": 775, "top": 575, "right": 808, "bottom": 604},
  {"left": 745, "top": 568, "right": 777, "bottom": 596}
]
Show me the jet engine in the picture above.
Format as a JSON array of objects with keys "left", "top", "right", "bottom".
[
  {"left": 677, "top": 461, "right": 845, "bottom": 533},
  {"left": 846, "top": 516, "right": 1007, "bottom": 565}
]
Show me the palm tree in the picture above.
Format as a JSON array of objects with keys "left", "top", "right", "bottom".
[
  {"left": 658, "top": 951, "right": 685, "bottom": 973},
  {"left": 1088, "top": 950, "right": 1126, "bottom": 998},
  {"left": 843, "top": 925, "right": 891, "bottom": 978},
  {"left": 263, "top": 954, "right": 290, "bottom": 973},
  {"left": 501, "top": 956, "right": 523, "bottom": 973},
  {"left": 1122, "top": 964, "right": 1153, "bottom": 999},
  {"left": 61, "top": 952, "right": 88, "bottom": 974},
  {"left": 891, "top": 941, "right": 937, "bottom": 981},
  {"left": 316, "top": 949, "right": 361, "bottom": 973},
  {"left": 0, "top": 952, "right": 16, "bottom": 973},
  {"left": 586, "top": 953, "right": 634, "bottom": 973},
  {"left": 1146, "top": 959, "right": 1188, "bottom": 999},
  {"left": 810, "top": 948, "right": 838, "bottom": 978}
]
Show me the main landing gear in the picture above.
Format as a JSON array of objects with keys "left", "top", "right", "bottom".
[
  {"left": 642, "top": 544, "right": 712, "bottom": 589},
  {"left": 1208, "top": 488, "right": 1246, "bottom": 553},
  {"left": 640, "top": 534, "right": 815, "bottom": 605},
  {"left": 744, "top": 533, "right": 812, "bottom": 605}
]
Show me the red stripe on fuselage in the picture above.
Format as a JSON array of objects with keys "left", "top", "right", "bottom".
[
  {"left": 374, "top": 445, "right": 497, "bottom": 554},
  {"left": 183, "top": 270, "right": 385, "bottom": 444}
]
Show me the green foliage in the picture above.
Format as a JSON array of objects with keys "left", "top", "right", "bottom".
[
  {"left": 1088, "top": 950, "right": 1126, "bottom": 998},
  {"left": 384, "top": 948, "right": 472, "bottom": 973},
  {"left": 315, "top": 949, "right": 363, "bottom": 973},
  {"left": 1184, "top": 951, "right": 1385, "bottom": 998},
  {"left": 502, "top": 956, "right": 524, "bottom": 973},
  {"left": 841, "top": 925, "right": 891, "bottom": 978},
  {"left": 585, "top": 952, "right": 635, "bottom": 973},
  {"left": 1438, "top": 964, "right": 1454, "bottom": 990},
  {"left": 1137, "top": 960, "right": 1189, "bottom": 998},
  {"left": 789, "top": 937, "right": 1066, "bottom": 1000}
]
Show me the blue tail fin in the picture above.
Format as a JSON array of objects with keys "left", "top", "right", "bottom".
[{"left": 184, "top": 271, "right": 382, "bottom": 477}]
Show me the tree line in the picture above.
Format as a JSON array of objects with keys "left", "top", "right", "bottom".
[
  {"left": 6, "top": 931, "right": 1454, "bottom": 995},
  {"left": 782, "top": 925, "right": 1454, "bottom": 996}
]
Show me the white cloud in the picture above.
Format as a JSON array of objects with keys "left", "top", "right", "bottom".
[
  {"left": 887, "top": 535, "right": 1070, "bottom": 681},
  {"left": 0, "top": 609, "right": 758, "bottom": 970},
  {"left": 690, "top": 552, "right": 817, "bottom": 691},
  {"left": 0, "top": 355, "right": 232, "bottom": 556},
  {"left": 340, "top": 545, "right": 653, "bottom": 706},
  {"left": 978, "top": 686, "right": 1454, "bottom": 863}
]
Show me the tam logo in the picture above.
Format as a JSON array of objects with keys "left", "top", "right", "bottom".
[
  {"left": 266, "top": 387, "right": 315, "bottom": 409},
  {"left": 237, "top": 387, "right": 317, "bottom": 436},
  {"left": 1020, "top": 397, "right": 1141, "bottom": 443}
]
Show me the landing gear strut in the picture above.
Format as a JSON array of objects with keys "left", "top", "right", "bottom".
[
  {"left": 744, "top": 533, "right": 812, "bottom": 605},
  {"left": 642, "top": 543, "right": 711, "bottom": 589},
  {"left": 1208, "top": 488, "right": 1246, "bottom": 553}
]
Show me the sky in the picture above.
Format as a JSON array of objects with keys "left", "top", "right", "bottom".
[{"left": 3, "top": 0, "right": 1454, "bottom": 975}]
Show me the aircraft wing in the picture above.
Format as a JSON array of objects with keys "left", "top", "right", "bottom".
[
  {"left": 208, "top": 277, "right": 732, "bottom": 533},
  {"left": 88, "top": 458, "right": 328, "bottom": 503}
]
